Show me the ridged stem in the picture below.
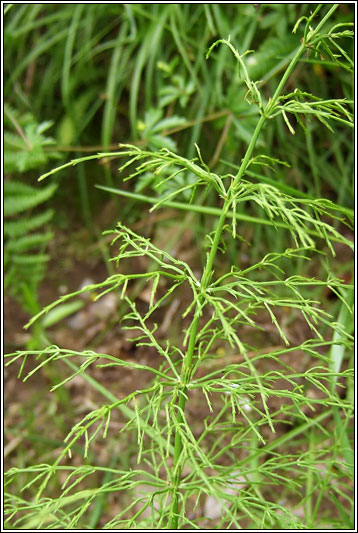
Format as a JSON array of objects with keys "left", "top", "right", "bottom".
[{"left": 168, "top": 6, "right": 338, "bottom": 528}]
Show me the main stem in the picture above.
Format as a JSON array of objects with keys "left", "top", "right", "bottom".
[
  {"left": 169, "top": 115, "right": 266, "bottom": 528},
  {"left": 168, "top": 7, "right": 336, "bottom": 527}
]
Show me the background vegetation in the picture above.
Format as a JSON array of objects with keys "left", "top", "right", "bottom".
[{"left": 4, "top": 3, "right": 354, "bottom": 529}]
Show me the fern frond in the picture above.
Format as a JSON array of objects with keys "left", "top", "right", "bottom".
[
  {"left": 4, "top": 179, "right": 56, "bottom": 312},
  {"left": 6, "top": 232, "right": 54, "bottom": 253},
  {"left": 4, "top": 209, "right": 54, "bottom": 237},
  {"left": 4, "top": 182, "right": 57, "bottom": 217}
]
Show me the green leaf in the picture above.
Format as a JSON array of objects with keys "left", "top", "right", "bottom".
[
  {"left": 42, "top": 300, "right": 85, "bottom": 329},
  {"left": 4, "top": 182, "right": 57, "bottom": 217}
]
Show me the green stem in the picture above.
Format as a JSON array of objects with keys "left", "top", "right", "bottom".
[
  {"left": 169, "top": 124, "right": 262, "bottom": 529},
  {"left": 232, "top": 114, "right": 266, "bottom": 187},
  {"left": 168, "top": 6, "right": 339, "bottom": 528}
]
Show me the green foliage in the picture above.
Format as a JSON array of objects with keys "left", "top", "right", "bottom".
[
  {"left": 4, "top": 104, "right": 59, "bottom": 173},
  {"left": 4, "top": 181, "right": 57, "bottom": 217},
  {"left": 4, "top": 180, "right": 57, "bottom": 313},
  {"left": 4, "top": 104, "right": 59, "bottom": 314},
  {"left": 4, "top": 4, "right": 354, "bottom": 213},
  {"left": 4, "top": 4, "right": 354, "bottom": 530},
  {"left": 158, "top": 62, "right": 196, "bottom": 108},
  {"left": 137, "top": 108, "right": 186, "bottom": 151}
]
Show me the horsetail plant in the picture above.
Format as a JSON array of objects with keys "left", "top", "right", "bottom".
[{"left": 5, "top": 6, "right": 354, "bottom": 529}]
